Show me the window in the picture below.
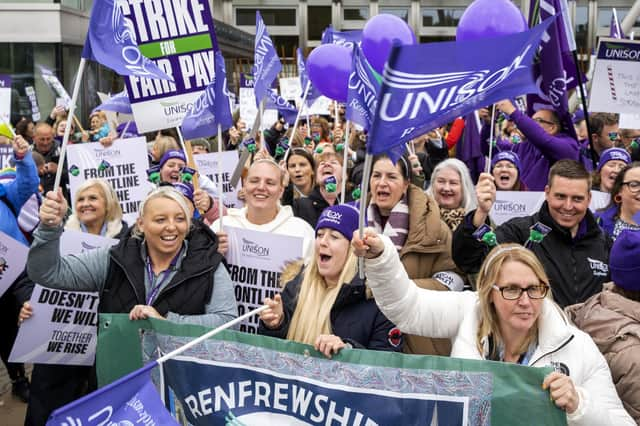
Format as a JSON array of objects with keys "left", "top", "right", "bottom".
[
  {"left": 422, "top": 8, "right": 465, "bottom": 27},
  {"left": 308, "top": 6, "right": 332, "bottom": 40},
  {"left": 419, "top": 36, "right": 455, "bottom": 44},
  {"left": 344, "top": 7, "right": 369, "bottom": 21},
  {"left": 379, "top": 8, "right": 408, "bottom": 22},
  {"left": 596, "top": 8, "right": 640, "bottom": 28},
  {"left": 575, "top": 5, "right": 588, "bottom": 52},
  {"left": 236, "top": 8, "right": 296, "bottom": 26}
]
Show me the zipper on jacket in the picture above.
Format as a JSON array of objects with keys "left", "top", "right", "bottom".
[
  {"left": 529, "top": 334, "right": 574, "bottom": 366},
  {"left": 109, "top": 255, "right": 143, "bottom": 303}
]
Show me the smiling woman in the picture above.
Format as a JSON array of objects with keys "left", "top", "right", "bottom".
[
  {"left": 65, "top": 179, "right": 128, "bottom": 238},
  {"left": 353, "top": 232, "right": 634, "bottom": 425}
]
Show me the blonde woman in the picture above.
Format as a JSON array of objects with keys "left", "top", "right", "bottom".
[
  {"left": 353, "top": 232, "right": 634, "bottom": 425},
  {"left": 259, "top": 204, "right": 402, "bottom": 358}
]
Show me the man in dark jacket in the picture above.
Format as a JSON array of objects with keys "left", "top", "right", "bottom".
[{"left": 453, "top": 160, "right": 611, "bottom": 307}]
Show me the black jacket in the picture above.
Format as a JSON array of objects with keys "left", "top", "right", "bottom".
[
  {"left": 258, "top": 270, "right": 403, "bottom": 352},
  {"left": 293, "top": 186, "right": 352, "bottom": 228},
  {"left": 452, "top": 202, "right": 612, "bottom": 308},
  {"left": 99, "top": 221, "right": 224, "bottom": 315}
]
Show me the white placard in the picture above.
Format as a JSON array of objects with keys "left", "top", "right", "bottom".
[
  {"left": 0, "top": 231, "right": 29, "bottom": 299},
  {"left": 279, "top": 77, "right": 302, "bottom": 101},
  {"left": 224, "top": 226, "right": 303, "bottom": 334},
  {"left": 620, "top": 113, "right": 640, "bottom": 129},
  {"left": 9, "top": 285, "right": 99, "bottom": 365},
  {"left": 239, "top": 87, "right": 257, "bottom": 130},
  {"left": 589, "top": 38, "right": 640, "bottom": 114},
  {"left": 490, "top": 191, "right": 545, "bottom": 225},
  {"left": 194, "top": 151, "right": 244, "bottom": 208},
  {"left": 0, "top": 75, "right": 11, "bottom": 126},
  {"left": 66, "top": 137, "right": 152, "bottom": 225},
  {"left": 590, "top": 190, "right": 611, "bottom": 212}
]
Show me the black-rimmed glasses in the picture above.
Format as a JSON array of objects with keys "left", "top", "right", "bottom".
[
  {"left": 492, "top": 284, "right": 549, "bottom": 300},
  {"left": 622, "top": 180, "right": 640, "bottom": 194}
]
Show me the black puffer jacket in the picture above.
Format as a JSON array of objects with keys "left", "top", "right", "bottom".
[
  {"left": 453, "top": 202, "right": 612, "bottom": 308},
  {"left": 258, "top": 269, "right": 403, "bottom": 352}
]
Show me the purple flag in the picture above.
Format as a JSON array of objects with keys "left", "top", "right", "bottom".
[
  {"left": 265, "top": 90, "right": 298, "bottom": 124},
  {"left": 253, "top": 11, "right": 282, "bottom": 106},
  {"left": 457, "top": 113, "right": 486, "bottom": 183},
  {"left": 367, "top": 18, "right": 552, "bottom": 162},
  {"left": 93, "top": 90, "right": 132, "bottom": 114},
  {"left": 528, "top": 0, "right": 579, "bottom": 140},
  {"left": 296, "top": 48, "right": 321, "bottom": 104},
  {"left": 81, "top": 0, "right": 173, "bottom": 81},
  {"left": 181, "top": 51, "right": 234, "bottom": 139},
  {"left": 321, "top": 26, "right": 362, "bottom": 49},
  {"left": 46, "top": 362, "right": 178, "bottom": 426},
  {"left": 610, "top": 11, "right": 626, "bottom": 39},
  {"left": 346, "top": 45, "right": 379, "bottom": 131}
]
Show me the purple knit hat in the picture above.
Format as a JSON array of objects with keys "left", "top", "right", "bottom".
[
  {"left": 490, "top": 151, "right": 521, "bottom": 174},
  {"left": 597, "top": 147, "right": 631, "bottom": 172},
  {"left": 159, "top": 150, "right": 186, "bottom": 168},
  {"left": 315, "top": 204, "right": 359, "bottom": 240},
  {"left": 610, "top": 229, "right": 640, "bottom": 291}
]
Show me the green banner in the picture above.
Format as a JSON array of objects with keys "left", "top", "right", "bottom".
[{"left": 97, "top": 314, "right": 566, "bottom": 425}]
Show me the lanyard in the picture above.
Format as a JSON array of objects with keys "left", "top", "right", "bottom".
[{"left": 145, "top": 248, "right": 182, "bottom": 305}]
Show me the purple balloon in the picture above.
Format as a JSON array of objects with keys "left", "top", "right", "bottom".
[
  {"left": 456, "top": 0, "right": 528, "bottom": 42},
  {"left": 307, "top": 44, "right": 352, "bottom": 102},
  {"left": 362, "top": 14, "right": 417, "bottom": 74}
]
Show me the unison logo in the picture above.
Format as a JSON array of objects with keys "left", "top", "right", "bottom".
[
  {"left": 241, "top": 238, "right": 269, "bottom": 257},
  {"left": 378, "top": 44, "right": 533, "bottom": 123},
  {"left": 494, "top": 200, "right": 527, "bottom": 214}
]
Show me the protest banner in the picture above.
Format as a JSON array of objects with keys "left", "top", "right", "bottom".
[
  {"left": 224, "top": 227, "right": 303, "bottom": 333},
  {"left": 96, "top": 314, "right": 566, "bottom": 426},
  {"left": 9, "top": 284, "right": 99, "bottom": 365},
  {"left": 239, "top": 74, "right": 258, "bottom": 129},
  {"left": 620, "top": 113, "right": 640, "bottom": 129},
  {"left": 490, "top": 191, "right": 545, "bottom": 225},
  {"left": 25, "top": 85, "right": 41, "bottom": 122},
  {"left": 590, "top": 38, "right": 640, "bottom": 115},
  {"left": 193, "top": 151, "right": 243, "bottom": 208},
  {"left": 39, "top": 66, "right": 72, "bottom": 108},
  {"left": 0, "top": 144, "right": 12, "bottom": 169},
  {"left": 9, "top": 230, "right": 116, "bottom": 365},
  {"left": 301, "top": 95, "right": 332, "bottom": 116},
  {"left": 590, "top": 190, "right": 611, "bottom": 212},
  {"left": 0, "top": 231, "right": 28, "bottom": 299},
  {"left": 0, "top": 75, "right": 11, "bottom": 125},
  {"left": 66, "top": 137, "right": 152, "bottom": 225},
  {"left": 119, "top": 0, "right": 219, "bottom": 132},
  {"left": 279, "top": 77, "right": 302, "bottom": 101}
]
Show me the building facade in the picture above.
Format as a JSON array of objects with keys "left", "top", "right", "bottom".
[{"left": 0, "top": 0, "right": 638, "bottom": 125}]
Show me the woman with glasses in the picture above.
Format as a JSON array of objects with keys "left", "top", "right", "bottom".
[
  {"left": 480, "top": 100, "right": 580, "bottom": 191},
  {"left": 353, "top": 231, "right": 634, "bottom": 425},
  {"left": 490, "top": 151, "right": 527, "bottom": 191},
  {"left": 592, "top": 148, "right": 631, "bottom": 194},
  {"left": 595, "top": 162, "right": 640, "bottom": 240}
]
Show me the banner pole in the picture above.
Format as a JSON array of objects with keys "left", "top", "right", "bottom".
[
  {"left": 54, "top": 57, "right": 86, "bottom": 192},
  {"left": 357, "top": 153, "right": 373, "bottom": 279},
  {"left": 486, "top": 105, "right": 496, "bottom": 174},
  {"left": 217, "top": 123, "right": 224, "bottom": 228},
  {"left": 340, "top": 120, "right": 350, "bottom": 204},
  {"left": 284, "top": 80, "right": 310, "bottom": 163},
  {"left": 157, "top": 305, "right": 268, "bottom": 364}
]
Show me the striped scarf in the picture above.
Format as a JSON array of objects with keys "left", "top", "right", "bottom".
[{"left": 367, "top": 195, "right": 410, "bottom": 251}]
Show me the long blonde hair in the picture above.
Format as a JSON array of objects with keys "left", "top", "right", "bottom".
[
  {"left": 286, "top": 247, "right": 358, "bottom": 345},
  {"left": 475, "top": 244, "right": 550, "bottom": 359}
]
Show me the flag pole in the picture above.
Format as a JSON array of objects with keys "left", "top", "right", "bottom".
[
  {"left": 486, "top": 105, "right": 496, "bottom": 173},
  {"left": 283, "top": 80, "right": 311, "bottom": 163},
  {"left": 54, "top": 58, "right": 86, "bottom": 192},
  {"left": 217, "top": 123, "right": 224, "bottom": 228},
  {"left": 340, "top": 120, "right": 350, "bottom": 204},
  {"left": 357, "top": 153, "right": 373, "bottom": 279},
  {"left": 157, "top": 305, "right": 268, "bottom": 364}
]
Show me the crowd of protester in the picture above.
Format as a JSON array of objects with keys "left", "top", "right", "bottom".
[{"left": 1, "top": 98, "right": 639, "bottom": 425}]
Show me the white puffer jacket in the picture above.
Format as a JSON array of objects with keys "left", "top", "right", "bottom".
[{"left": 365, "top": 235, "right": 634, "bottom": 426}]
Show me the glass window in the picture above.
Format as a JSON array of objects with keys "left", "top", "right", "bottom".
[
  {"left": 419, "top": 36, "right": 455, "bottom": 43},
  {"left": 271, "top": 36, "right": 299, "bottom": 59},
  {"left": 422, "top": 8, "right": 465, "bottom": 27},
  {"left": 344, "top": 7, "right": 369, "bottom": 21},
  {"left": 598, "top": 8, "right": 630, "bottom": 28},
  {"left": 236, "top": 8, "right": 296, "bottom": 26},
  {"left": 308, "top": 6, "right": 332, "bottom": 40},
  {"left": 379, "top": 8, "right": 408, "bottom": 22},
  {"left": 575, "top": 6, "right": 588, "bottom": 52}
]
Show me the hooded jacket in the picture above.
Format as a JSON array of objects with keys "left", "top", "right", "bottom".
[
  {"left": 211, "top": 204, "right": 315, "bottom": 259},
  {"left": 258, "top": 265, "right": 403, "bottom": 353},
  {"left": 0, "top": 151, "right": 39, "bottom": 245},
  {"left": 566, "top": 284, "right": 640, "bottom": 423},
  {"left": 453, "top": 202, "right": 611, "bottom": 308},
  {"left": 365, "top": 235, "right": 634, "bottom": 426}
]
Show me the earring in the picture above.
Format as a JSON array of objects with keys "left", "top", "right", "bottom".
[{"left": 614, "top": 195, "right": 622, "bottom": 204}]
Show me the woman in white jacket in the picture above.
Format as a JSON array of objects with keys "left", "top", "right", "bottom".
[{"left": 352, "top": 230, "right": 634, "bottom": 425}]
